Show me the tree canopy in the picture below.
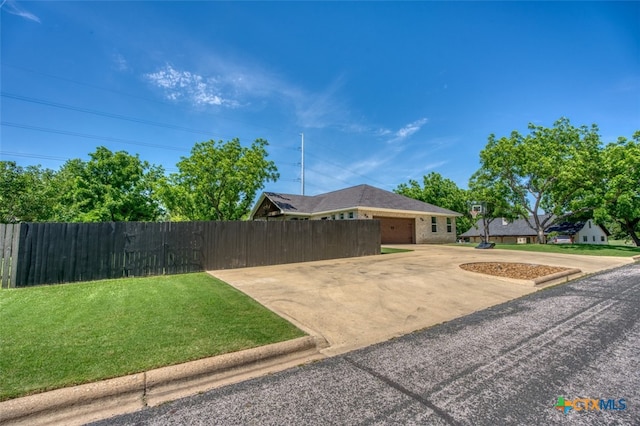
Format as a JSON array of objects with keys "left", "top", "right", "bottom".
[
  {"left": 594, "top": 132, "right": 640, "bottom": 246},
  {"left": 467, "top": 169, "right": 520, "bottom": 241},
  {"left": 473, "top": 117, "right": 602, "bottom": 243},
  {"left": 56, "top": 147, "right": 166, "bottom": 222},
  {"left": 395, "top": 172, "right": 471, "bottom": 235},
  {"left": 0, "top": 162, "right": 57, "bottom": 223},
  {"left": 162, "top": 138, "right": 279, "bottom": 221}
]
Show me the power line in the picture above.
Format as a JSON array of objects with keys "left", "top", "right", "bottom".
[
  {"left": 0, "top": 151, "right": 180, "bottom": 172},
  {"left": 304, "top": 149, "right": 388, "bottom": 187},
  {"left": 2, "top": 92, "right": 300, "bottom": 151},
  {"left": 4, "top": 63, "right": 177, "bottom": 108},
  {"left": 2, "top": 92, "right": 219, "bottom": 136},
  {"left": 0, "top": 151, "right": 69, "bottom": 162},
  {"left": 1, "top": 122, "right": 190, "bottom": 152},
  {"left": 2, "top": 63, "right": 286, "bottom": 134}
]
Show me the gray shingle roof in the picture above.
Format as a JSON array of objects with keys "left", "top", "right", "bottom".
[
  {"left": 262, "top": 184, "right": 462, "bottom": 216},
  {"left": 460, "top": 214, "right": 554, "bottom": 237}
]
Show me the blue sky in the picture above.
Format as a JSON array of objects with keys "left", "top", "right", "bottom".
[{"left": 2, "top": 1, "right": 639, "bottom": 197}]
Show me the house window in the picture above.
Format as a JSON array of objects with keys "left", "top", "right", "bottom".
[
  {"left": 332, "top": 215, "right": 336, "bottom": 220},
  {"left": 588, "top": 221, "right": 592, "bottom": 229},
  {"left": 583, "top": 236, "right": 588, "bottom": 242},
  {"left": 601, "top": 236, "right": 605, "bottom": 242},
  {"left": 348, "top": 212, "right": 354, "bottom": 219},
  {"left": 431, "top": 217, "right": 437, "bottom": 232},
  {"left": 593, "top": 236, "right": 596, "bottom": 242},
  {"left": 447, "top": 218, "right": 452, "bottom": 233},
  {"left": 339, "top": 213, "right": 344, "bottom": 220}
]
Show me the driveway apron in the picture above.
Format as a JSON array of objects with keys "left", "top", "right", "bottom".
[{"left": 210, "top": 245, "right": 633, "bottom": 355}]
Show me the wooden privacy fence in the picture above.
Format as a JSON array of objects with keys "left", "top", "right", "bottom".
[{"left": 0, "top": 220, "right": 380, "bottom": 288}]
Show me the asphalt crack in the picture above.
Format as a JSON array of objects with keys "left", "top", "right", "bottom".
[{"left": 344, "top": 356, "right": 459, "bottom": 425}]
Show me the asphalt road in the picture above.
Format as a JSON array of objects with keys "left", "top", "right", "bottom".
[{"left": 93, "top": 263, "right": 640, "bottom": 425}]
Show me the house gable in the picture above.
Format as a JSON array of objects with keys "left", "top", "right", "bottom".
[
  {"left": 251, "top": 184, "right": 462, "bottom": 219},
  {"left": 250, "top": 184, "right": 462, "bottom": 244}
]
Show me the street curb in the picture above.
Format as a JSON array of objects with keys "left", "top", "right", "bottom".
[
  {"left": 0, "top": 336, "right": 325, "bottom": 426},
  {"left": 533, "top": 268, "right": 582, "bottom": 285}
]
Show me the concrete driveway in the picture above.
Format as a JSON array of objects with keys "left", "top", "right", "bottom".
[
  {"left": 95, "top": 263, "right": 640, "bottom": 426},
  {"left": 210, "top": 245, "right": 634, "bottom": 356}
]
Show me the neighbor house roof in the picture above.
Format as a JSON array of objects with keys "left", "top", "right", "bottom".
[
  {"left": 460, "top": 215, "right": 553, "bottom": 238},
  {"left": 461, "top": 215, "right": 610, "bottom": 238},
  {"left": 251, "top": 184, "right": 463, "bottom": 218},
  {"left": 545, "top": 222, "right": 585, "bottom": 235},
  {"left": 546, "top": 221, "right": 611, "bottom": 236}
]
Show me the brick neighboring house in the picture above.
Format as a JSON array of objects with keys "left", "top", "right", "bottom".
[
  {"left": 460, "top": 215, "right": 610, "bottom": 244},
  {"left": 250, "top": 184, "right": 462, "bottom": 244}
]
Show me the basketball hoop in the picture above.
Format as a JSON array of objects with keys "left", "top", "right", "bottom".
[{"left": 470, "top": 204, "right": 483, "bottom": 219}]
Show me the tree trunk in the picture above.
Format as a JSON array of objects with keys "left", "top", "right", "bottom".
[{"left": 621, "top": 219, "right": 640, "bottom": 247}]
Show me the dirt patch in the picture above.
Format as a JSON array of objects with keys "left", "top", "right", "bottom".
[{"left": 460, "top": 262, "right": 572, "bottom": 280}]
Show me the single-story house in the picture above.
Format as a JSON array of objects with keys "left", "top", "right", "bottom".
[
  {"left": 460, "top": 216, "right": 609, "bottom": 244},
  {"left": 545, "top": 220, "right": 610, "bottom": 244},
  {"left": 250, "top": 184, "right": 463, "bottom": 244},
  {"left": 460, "top": 216, "right": 545, "bottom": 244}
]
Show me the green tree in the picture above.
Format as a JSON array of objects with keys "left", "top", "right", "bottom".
[
  {"left": 474, "top": 117, "right": 602, "bottom": 243},
  {"left": 594, "top": 132, "right": 640, "bottom": 246},
  {"left": 56, "top": 147, "right": 165, "bottom": 222},
  {"left": 0, "top": 161, "right": 57, "bottom": 223},
  {"left": 163, "top": 138, "right": 279, "bottom": 221},
  {"left": 395, "top": 172, "right": 471, "bottom": 235},
  {"left": 468, "top": 170, "right": 520, "bottom": 242}
]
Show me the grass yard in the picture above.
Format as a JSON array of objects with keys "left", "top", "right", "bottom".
[
  {"left": 0, "top": 273, "right": 305, "bottom": 401},
  {"left": 453, "top": 242, "right": 640, "bottom": 257},
  {"left": 381, "top": 247, "right": 413, "bottom": 254}
]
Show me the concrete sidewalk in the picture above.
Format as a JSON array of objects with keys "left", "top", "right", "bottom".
[{"left": 211, "top": 245, "right": 635, "bottom": 356}]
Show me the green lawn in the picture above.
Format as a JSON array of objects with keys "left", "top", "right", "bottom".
[
  {"left": 453, "top": 242, "right": 640, "bottom": 257},
  {"left": 0, "top": 273, "right": 305, "bottom": 401},
  {"left": 381, "top": 247, "right": 413, "bottom": 254}
]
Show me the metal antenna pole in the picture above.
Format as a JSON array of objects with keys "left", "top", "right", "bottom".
[{"left": 300, "top": 133, "right": 305, "bottom": 195}]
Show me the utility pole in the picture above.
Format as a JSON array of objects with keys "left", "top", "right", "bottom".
[{"left": 300, "top": 133, "right": 305, "bottom": 195}]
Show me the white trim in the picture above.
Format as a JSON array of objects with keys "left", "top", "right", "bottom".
[{"left": 309, "top": 206, "right": 461, "bottom": 217}]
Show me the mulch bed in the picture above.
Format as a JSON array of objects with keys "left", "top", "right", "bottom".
[{"left": 459, "top": 262, "right": 571, "bottom": 280}]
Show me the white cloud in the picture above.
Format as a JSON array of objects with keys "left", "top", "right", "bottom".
[
  {"left": 1, "top": 0, "right": 40, "bottom": 23},
  {"left": 388, "top": 118, "right": 429, "bottom": 143},
  {"left": 145, "top": 55, "right": 358, "bottom": 130},
  {"left": 145, "top": 64, "right": 237, "bottom": 107},
  {"left": 112, "top": 53, "right": 129, "bottom": 72}
]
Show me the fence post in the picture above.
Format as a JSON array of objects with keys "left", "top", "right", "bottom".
[{"left": 8, "top": 223, "right": 22, "bottom": 288}]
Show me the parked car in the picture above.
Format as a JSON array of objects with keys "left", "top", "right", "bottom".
[{"left": 550, "top": 235, "right": 572, "bottom": 244}]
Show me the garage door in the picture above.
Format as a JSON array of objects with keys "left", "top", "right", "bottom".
[{"left": 375, "top": 217, "right": 414, "bottom": 244}]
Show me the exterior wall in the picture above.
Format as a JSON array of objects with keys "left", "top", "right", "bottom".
[
  {"left": 262, "top": 208, "right": 458, "bottom": 244},
  {"left": 575, "top": 220, "right": 608, "bottom": 244},
  {"left": 466, "top": 235, "right": 536, "bottom": 244},
  {"left": 497, "top": 235, "right": 537, "bottom": 244},
  {"left": 356, "top": 209, "right": 457, "bottom": 244}
]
